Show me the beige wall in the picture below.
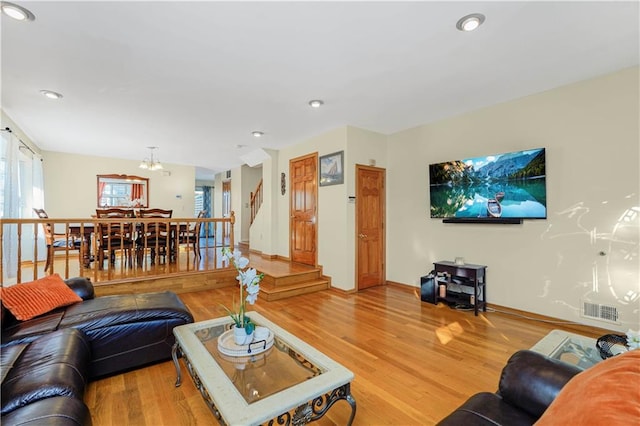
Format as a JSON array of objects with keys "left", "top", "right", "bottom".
[
  {"left": 42, "top": 151, "right": 196, "bottom": 217},
  {"left": 275, "top": 127, "right": 350, "bottom": 288},
  {"left": 241, "top": 67, "right": 638, "bottom": 331},
  {"left": 243, "top": 126, "right": 388, "bottom": 291},
  {"left": 345, "top": 127, "right": 389, "bottom": 291},
  {"left": 23, "top": 65, "right": 630, "bottom": 331},
  {"left": 387, "top": 67, "right": 639, "bottom": 332}
]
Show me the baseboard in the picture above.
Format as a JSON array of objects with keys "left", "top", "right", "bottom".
[
  {"left": 259, "top": 253, "right": 279, "bottom": 260},
  {"left": 387, "top": 281, "right": 616, "bottom": 336},
  {"left": 330, "top": 285, "right": 356, "bottom": 295},
  {"left": 488, "top": 303, "right": 616, "bottom": 337},
  {"left": 386, "top": 280, "right": 415, "bottom": 291}
]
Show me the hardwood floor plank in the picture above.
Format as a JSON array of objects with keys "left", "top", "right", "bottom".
[{"left": 86, "top": 284, "right": 607, "bottom": 425}]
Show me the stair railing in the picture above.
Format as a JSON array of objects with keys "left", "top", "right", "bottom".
[
  {"left": 250, "top": 179, "right": 263, "bottom": 224},
  {"left": 0, "top": 212, "right": 236, "bottom": 285}
]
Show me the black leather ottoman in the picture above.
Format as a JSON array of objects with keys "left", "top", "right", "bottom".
[{"left": 58, "top": 291, "right": 194, "bottom": 378}]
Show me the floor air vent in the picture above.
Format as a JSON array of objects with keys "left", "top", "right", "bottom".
[{"left": 582, "top": 301, "right": 619, "bottom": 324}]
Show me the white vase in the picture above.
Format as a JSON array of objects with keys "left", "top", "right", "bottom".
[{"left": 233, "top": 325, "right": 254, "bottom": 345}]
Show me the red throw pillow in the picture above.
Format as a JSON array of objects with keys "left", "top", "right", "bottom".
[
  {"left": 535, "top": 349, "right": 640, "bottom": 425},
  {"left": 0, "top": 274, "right": 82, "bottom": 321}
]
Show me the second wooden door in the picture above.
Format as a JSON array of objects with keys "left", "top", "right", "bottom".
[{"left": 289, "top": 153, "right": 318, "bottom": 266}]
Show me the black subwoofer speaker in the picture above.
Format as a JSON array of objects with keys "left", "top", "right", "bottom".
[{"left": 420, "top": 273, "right": 437, "bottom": 304}]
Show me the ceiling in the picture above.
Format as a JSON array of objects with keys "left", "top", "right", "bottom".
[{"left": 2, "top": 1, "right": 638, "bottom": 180}]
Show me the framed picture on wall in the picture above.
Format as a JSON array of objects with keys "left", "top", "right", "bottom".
[{"left": 319, "top": 151, "right": 344, "bottom": 186}]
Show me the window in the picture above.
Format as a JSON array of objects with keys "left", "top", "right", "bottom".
[
  {"left": 194, "top": 187, "right": 204, "bottom": 217},
  {"left": 96, "top": 174, "right": 148, "bottom": 208},
  {"left": 99, "top": 182, "right": 132, "bottom": 207}
]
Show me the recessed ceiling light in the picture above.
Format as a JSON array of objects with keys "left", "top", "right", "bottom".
[
  {"left": 1, "top": 2, "right": 35, "bottom": 21},
  {"left": 251, "top": 131, "right": 264, "bottom": 138},
  {"left": 456, "top": 13, "right": 485, "bottom": 32},
  {"left": 308, "top": 99, "right": 324, "bottom": 108},
  {"left": 40, "top": 90, "right": 63, "bottom": 99}
]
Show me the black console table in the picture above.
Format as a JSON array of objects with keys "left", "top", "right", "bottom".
[{"left": 433, "top": 261, "right": 487, "bottom": 316}]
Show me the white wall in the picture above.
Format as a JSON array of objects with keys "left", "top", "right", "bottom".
[
  {"left": 240, "top": 165, "right": 263, "bottom": 242},
  {"left": 213, "top": 173, "right": 224, "bottom": 218},
  {"left": 248, "top": 149, "right": 278, "bottom": 255},
  {"left": 387, "top": 67, "right": 640, "bottom": 332},
  {"left": 1, "top": 111, "right": 40, "bottom": 156},
  {"left": 230, "top": 167, "right": 243, "bottom": 240},
  {"left": 42, "top": 151, "right": 195, "bottom": 217}
]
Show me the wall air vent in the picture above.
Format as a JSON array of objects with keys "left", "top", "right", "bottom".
[
  {"left": 581, "top": 300, "right": 620, "bottom": 324},
  {"left": 226, "top": 170, "right": 231, "bottom": 179}
]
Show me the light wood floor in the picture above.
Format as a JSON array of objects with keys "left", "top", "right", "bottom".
[{"left": 85, "top": 284, "right": 605, "bottom": 426}]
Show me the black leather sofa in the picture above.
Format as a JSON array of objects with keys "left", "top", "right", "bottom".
[
  {"left": 1, "top": 277, "right": 194, "bottom": 425},
  {"left": 2, "top": 328, "right": 92, "bottom": 425},
  {"left": 437, "top": 349, "right": 582, "bottom": 425}
]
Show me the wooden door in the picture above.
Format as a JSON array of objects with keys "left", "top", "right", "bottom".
[
  {"left": 356, "top": 165, "right": 385, "bottom": 290},
  {"left": 290, "top": 153, "right": 318, "bottom": 266}
]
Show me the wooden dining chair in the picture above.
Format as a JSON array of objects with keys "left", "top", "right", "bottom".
[
  {"left": 95, "top": 208, "right": 135, "bottom": 269},
  {"left": 178, "top": 210, "right": 206, "bottom": 259},
  {"left": 136, "top": 208, "right": 173, "bottom": 264},
  {"left": 33, "top": 208, "right": 82, "bottom": 274}
]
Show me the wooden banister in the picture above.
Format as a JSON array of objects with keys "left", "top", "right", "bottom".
[
  {"left": 0, "top": 213, "right": 236, "bottom": 285},
  {"left": 250, "top": 179, "right": 263, "bottom": 224}
]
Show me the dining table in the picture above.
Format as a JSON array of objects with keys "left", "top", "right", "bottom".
[{"left": 68, "top": 224, "right": 94, "bottom": 267}]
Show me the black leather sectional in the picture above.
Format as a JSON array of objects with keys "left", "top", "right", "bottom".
[
  {"left": 1, "top": 277, "right": 194, "bottom": 426},
  {"left": 436, "top": 350, "right": 582, "bottom": 425}
]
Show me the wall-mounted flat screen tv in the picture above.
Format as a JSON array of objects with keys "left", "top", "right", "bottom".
[{"left": 429, "top": 148, "right": 546, "bottom": 221}]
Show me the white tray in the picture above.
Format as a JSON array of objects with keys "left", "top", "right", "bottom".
[{"left": 217, "top": 328, "right": 274, "bottom": 357}]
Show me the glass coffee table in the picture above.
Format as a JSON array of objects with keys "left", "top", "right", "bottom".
[
  {"left": 172, "top": 312, "right": 356, "bottom": 425},
  {"left": 530, "top": 329, "right": 603, "bottom": 369}
]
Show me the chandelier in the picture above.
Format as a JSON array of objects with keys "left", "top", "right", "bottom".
[{"left": 139, "top": 146, "right": 163, "bottom": 171}]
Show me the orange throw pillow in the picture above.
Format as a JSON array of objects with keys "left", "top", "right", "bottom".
[
  {"left": 0, "top": 274, "right": 82, "bottom": 321},
  {"left": 535, "top": 349, "right": 640, "bottom": 425}
]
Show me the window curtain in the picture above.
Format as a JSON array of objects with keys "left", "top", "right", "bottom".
[
  {"left": 32, "top": 154, "right": 46, "bottom": 261},
  {"left": 131, "top": 183, "right": 143, "bottom": 202},
  {"left": 1, "top": 131, "right": 20, "bottom": 281},
  {"left": 32, "top": 154, "right": 44, "bottom": 209},
  {"left": 202, "top": 185, "right": 212, "bottom": 237},
  {"left": 98, "top": 182, "right": 106, "bottom": 206},
  {"left": 202, "top": 186, "right": 212, "bottom": 217}
]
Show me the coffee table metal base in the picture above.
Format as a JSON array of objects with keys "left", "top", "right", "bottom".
[{"left": 172, "top": 343, "right": 356, "bottom": 425}]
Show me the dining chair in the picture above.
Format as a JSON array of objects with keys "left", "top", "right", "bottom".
[
  {"left": 95, "top": 208, "right": 135, "bottom": 269},
  {"left": 178, "top": 210, "right": 206, "bottom": 259},
  {"left": 136, "top": 208, "right": 173, "bottom": 264},
  {"left": 32, "top": 208, "right": 82, "bottom": 274}
]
